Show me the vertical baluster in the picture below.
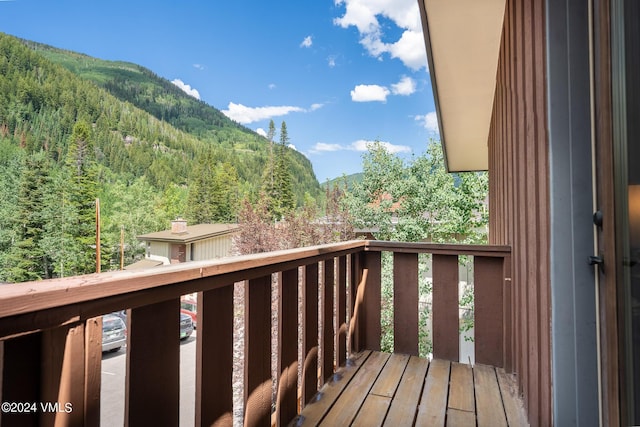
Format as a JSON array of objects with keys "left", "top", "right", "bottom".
[
  {"left": 393, "top": 252, "right": 419, "bottom": 355},
  {"left": 41, "top": 323, "right": 87, "bottom": 426},
  {"left": 474, "top": 256, "right": 504, "bottom": 367},
  {"left": 196, "top": 285, "right": 234, "bottom": 427},
  {"left": 84, "top": 316, "right": 102, "bottom": 426},
  {"left": 363, "top": 251, "right": 381, "bottom": 351},
  {"left": 126, "top": 299, "right": 180, "bottom": 426},
  {"left": 335, "top": 256, "right": 347, "bottom": 367},
  {"left": 433, "top": 254, "right": 460, "bottom": 361},
  {"left": 301, "top": 263, "right": 319, "bottom": 407},
  {"left": 349, "top": 252, "right": 364, "bottom": 353},
  {"left": 321, "top": 259, "right": 335, "bottom": 385},
  {"left": 1, "top": 334, "right": 41, "bottom": 426},
  {"left": 244, "top": 276, "right": 272, "bottom": 427},
  {"left": 276, "top": 268, "right": 298, "bottom": 425}
]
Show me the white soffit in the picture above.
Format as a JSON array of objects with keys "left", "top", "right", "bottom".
[{"left": 422, "top": 0, "right": 506, "bottom": 172}]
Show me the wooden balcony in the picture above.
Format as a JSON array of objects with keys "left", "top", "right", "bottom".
[{"left": 0, "top": 240, "right": 526, "bottom": 426}]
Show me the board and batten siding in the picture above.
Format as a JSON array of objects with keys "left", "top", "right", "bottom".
[
  {"left": 488, "top": 0, "right": 551, "bottom": 425},
  {"left": 150, "top": 241, "right": 170, "bottom": 259},
  {"left": 191, "top": 235, "right": 234, "bottom": 261}
]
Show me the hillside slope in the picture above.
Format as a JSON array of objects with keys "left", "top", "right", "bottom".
[{"left": 2, "top": 34, "right": 320, "bottom": 200}]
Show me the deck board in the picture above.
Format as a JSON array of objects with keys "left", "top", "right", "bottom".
[
  {"left": 370, "top": 353, "right": 410, "bottom": 397},
  {"left": 496, "top": 368, "right": 529, "bottom": 426},
  {"left": 352, "top": 394, "right": 392, "bottom": 426},
  {"left": 319, "top": 351, "right": 390, "bottom": 426},
  {"left": 474, "top": 363, "right": 508, "bottom": 427},
  {"left": 448, "top": 362, "right": 475, "bottom": 412},
  {"left": 291, "top": 350, "right": 371, "bottom": 426},
  {"left": 382, "top": 356, "right": 428, "bottom": 427},
  {"left": 415, "top": 358, "right": 451, "bottom": 426},
  {"left": 294, "top": 351, "right": 528, "bottom": 427}
]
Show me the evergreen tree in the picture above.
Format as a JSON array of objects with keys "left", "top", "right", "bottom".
[
  {"left": 272, "top": 121, "right": 295, "bottom": 218},
  {"left": 4, "top": 152, "right": 51, "bottom": 282},
  {"left": 261, "top": 119, "right": 277, "bottom": 208},
  {"left": 63, "top": 121, "right": 102, "bottom": 274},
  {"left": 187, "top": 150, "right": 239, "bottom": 223}
]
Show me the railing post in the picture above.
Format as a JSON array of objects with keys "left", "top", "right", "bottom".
[
  {"left": 474, "top": 256, "right": 504, "bottom": 367},
  {"left": 84, "top": 316, "right": 102, "bottom": 426},
  {"left": 301, "top": 264, "right": 319, "bottom": 407},
  {"left": 433, "top": 255, "right": 460, "bottom": 361},
  {"left": 196, "top": 285, "right": 234, "bottom": 427},
  {"left": 393, "top": 252, "right": 419, "bottom": 356},
  {"left": 276, "top": 268, "right": 298, "bottom": 425},
  {"left": 126, "top": 299, "right": 180, "bottom": 426},
  {"left": 41, "top": 323, "right": 88, "bottom": 426},
  {"left": 321, "top": 259, "right": 335, "bottom": 385},
  {"left": 244, "top": 276, "right": 272, "bottom": 427}
]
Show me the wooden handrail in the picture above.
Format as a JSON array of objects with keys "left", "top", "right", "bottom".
[
  {"left": 0, "top": 240, "right": 513, "bottom": 427},
  {"left": 0, "top": 240, "right": 367, "bottom": 339}
]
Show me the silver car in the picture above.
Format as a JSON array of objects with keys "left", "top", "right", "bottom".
[{"left": 102, "top": 314, "right": 127, "bottom": 352}]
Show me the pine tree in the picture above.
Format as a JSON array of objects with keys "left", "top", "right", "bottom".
[
  {"left": 187, "top": 151, "right": 239, "bottom": 223},
  {"left": 261, "top": 120, "right": 277, "bottom": 209},
  {"left": 274, "top": 121, "right": 295, "bottom": 216},
  {"left": 62, "top": 120, "right": 102, "bottom": 275},
  {"left": 4, "top": 152, "right": 51, "bottom": 282}
]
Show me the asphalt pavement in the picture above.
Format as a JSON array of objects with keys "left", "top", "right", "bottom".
[{"left": 100, "top": 332, "right": 197, "bottom": 426}]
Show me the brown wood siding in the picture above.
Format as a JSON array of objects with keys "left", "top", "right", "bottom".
[{"left": 488, "top": 0, "right": 551, "bottom": 425}]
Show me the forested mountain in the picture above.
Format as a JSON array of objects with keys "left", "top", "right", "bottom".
[{"left": 0, "top": 32, "right": 321, "bottom": 281}]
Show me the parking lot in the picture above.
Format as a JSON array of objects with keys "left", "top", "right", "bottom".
[{"left": 101, "top": 332, "right": 197, "bottom": 426}]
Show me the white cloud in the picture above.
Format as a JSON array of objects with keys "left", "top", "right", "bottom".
[
  {"left": 312, "top": 142, "right": 343, "bottom": 152},
  {"left": 256, "top": 128, "right": 267, "bottom": 137},
  {"left": 300, "top": 36, "right": 313, "bottom": 48},
  {"left": 288, "top": 144, "right": 298, "bottom": 151},
  {"left": 222, "top": 102, "right": 324, "bottom": 124},
  {"left": 416, "top": 111, "right": 439, "bottom": 134},
  {"left": 350, "top": 139, "right": 411, "bottom": 154},
  {"left": 387, "top": 30, "right": 427, "bottom": 71},
  {"left": 193, "top": 64, "right": 205, "bottom": 70},
  {"left": 222, "top": 103, "right": 305, "bottom": 124},
  {"left": 309, "top": 139, "right": 410, "bottom": 154},
  {"left": 171, "top": 79, "right": 200, "bottom": 100},
  {"left": 334, "top": 0, "right": 427, "bottom": 70},
  {"left": 327, "top": 56, "right": 337, "bottom": 68},
  {"left": 351, "top": 84, "right": 390, "bottom": 102},
  {"left": 268, "top": 83, "right": 276, "bottom": 90},
  {"left": 390, "top": 76, "right": 416, "bottom": 96}
]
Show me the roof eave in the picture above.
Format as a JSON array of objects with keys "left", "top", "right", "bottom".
[{"left": 418, "top": 0, "right": 506, "bottom": 173}]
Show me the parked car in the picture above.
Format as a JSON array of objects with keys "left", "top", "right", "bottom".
[
  {"left": 102, "top": 314, "right": 127, "bottom": 353},
  {"left": 180, "top": 296, "right": 197, "bottom": 329},
  {"left": 180, "top": 312, "right": 194, "bottom": 340}
]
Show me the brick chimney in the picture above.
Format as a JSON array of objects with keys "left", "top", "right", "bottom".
[{"left": 171, "top": 218, "right": 187, "bottom": 234}]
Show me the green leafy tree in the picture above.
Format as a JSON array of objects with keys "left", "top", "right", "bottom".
[{"left": 342, "top": 140, "right": 488, "bottom": 355}]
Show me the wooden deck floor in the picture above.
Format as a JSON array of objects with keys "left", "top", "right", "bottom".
[{"left": 291, "top": 350, "right": 528, "bottom": 427}]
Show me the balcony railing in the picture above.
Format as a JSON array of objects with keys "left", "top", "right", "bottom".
[{"left": 0, "top": 240, "right": 512, "bottom": 426}]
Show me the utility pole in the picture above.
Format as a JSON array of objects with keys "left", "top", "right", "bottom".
[
  {"left": 120, "top": 225, "right": 125, "bottom": 270},
  {"left": 95, "top": 198, "right": 101, "bottom": 273}
]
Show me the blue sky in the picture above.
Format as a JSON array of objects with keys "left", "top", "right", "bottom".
[{"left": 0, "top": 0, "right": 439, "bottom": 182}]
